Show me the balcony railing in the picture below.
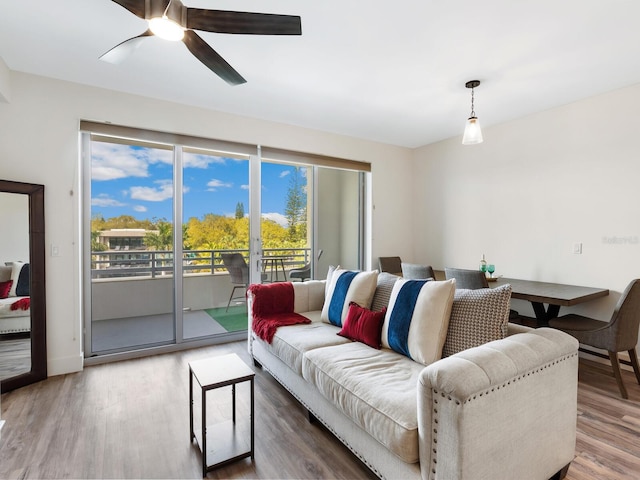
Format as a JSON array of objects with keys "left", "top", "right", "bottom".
[{"left": 91, "top": 247, "right": 311, "bottom": 279}]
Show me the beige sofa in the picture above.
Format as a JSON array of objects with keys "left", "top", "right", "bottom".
[{"left": 248, "top": 278, "right": 579, "bottom": 480}]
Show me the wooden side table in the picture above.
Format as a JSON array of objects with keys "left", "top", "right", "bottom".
[{"left": 189, "top": 353, "right": 255, "bottom": 477}]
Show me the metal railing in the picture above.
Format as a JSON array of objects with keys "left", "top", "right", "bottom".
[{"left": 91, "top": 247, "right": 311, "bottom": 279}]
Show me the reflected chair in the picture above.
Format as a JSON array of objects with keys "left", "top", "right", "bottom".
[
  {"left": 549, "top": 279, "right": 640, "bottom": 399},
  {"left": 221, "top": 253, "right": 267, "bottom": 311},
  {"left": 289, "top": 250, "right": 323, "bottom": 282},
  {"left": 445, "top": 267, "right": 519, "bottom": 320},
  {"left": 402, "top": 263, "right": 435, "bottom": 280},
  {"left": 378, "top": 256, "right": 403, "bottom": 276}
]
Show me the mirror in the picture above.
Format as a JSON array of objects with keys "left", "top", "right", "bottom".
[{"left": 0, "top": 180, "right": 47, "bottom": 393}]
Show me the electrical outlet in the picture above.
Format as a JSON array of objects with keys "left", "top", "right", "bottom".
[
  {"left": 573, "top": 242, "right": 582, "bottom": 254},
  {"left": 51, "top": 244, "right": 60, "bottom": 257}
]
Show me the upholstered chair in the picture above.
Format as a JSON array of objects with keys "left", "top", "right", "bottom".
[
  {"left": 378, "top": 256, "right": 403, "bottom": 276},
  {"left": 401, "top": 263, "right": 435, "bottom": 280},
  {"left": 549, "top": 279, "right": 640, "bottom": 399}
]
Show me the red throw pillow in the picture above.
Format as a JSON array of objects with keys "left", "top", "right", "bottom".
[
  {"left": 338, "top": 301, "right": 386, "bottom": 349},
  {"left": 0, "top": 280, "right": 12, "bottom": 299}
]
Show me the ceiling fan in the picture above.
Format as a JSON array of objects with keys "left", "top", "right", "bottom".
[{"left": 100, "top": 0, "right": 302, "bottom": 85}]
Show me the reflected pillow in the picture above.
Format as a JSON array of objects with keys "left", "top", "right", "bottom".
[
  {"left": 338, "top": 302, "right": 386, "bottom": 349},
  {"left": 0, "top": 280, "right": 12, "bottom": 299},
  {"left": 16, "top": 263, "right": 30, "bottom": 296},
  {"left": 7, "top": 261, "right": 24, "bottom": 297}
]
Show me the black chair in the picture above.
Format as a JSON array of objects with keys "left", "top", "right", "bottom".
[
  {"left": 401, "top": 263, "right": 435, "bottom": 280},
  {"left": 221, "top": 253, "right": 267, "bottom": 311},
  {"left": 378, "top": 256, "right": 402, "bottom": 276},
  {"left": 289, "top": 250, "right": 323, "bottom": 282},
  {"left": 549, "top": 279, "right": 640, "bottom": 399},
  {"left": 445, "top": 267, "right": 519, "bottom": 320}
]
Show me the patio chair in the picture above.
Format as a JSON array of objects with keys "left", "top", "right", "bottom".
[
  {"left": 401, "top": 262, "right": 435, "bottom": 280},
  {"left": 378, "top": 256, "right": 402, "bottom": 276},
  {"left": 221, "top": 253, "right": 267, "bottom": 311},
  {"left": 549, "top": 279, "right": 640, "bottom": 399},
  {"left": 289, "top": 250, "right": 323, "bottom": 282}
]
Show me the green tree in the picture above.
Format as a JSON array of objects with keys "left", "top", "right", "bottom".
[
  {"left": 235, "top": 202, "right": 245, "bottom": 219},
  {"left": 284, "top": 167, "right": 307, "bottom": 243},
  {"left": 144, "top": 219, "right": 173, "bottom": 250}
]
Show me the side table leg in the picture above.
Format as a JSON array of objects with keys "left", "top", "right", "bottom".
[
  {"left": 189, "top": 369, "right": 194, "bottom": 441},
  {"left": 250, "top": 377, "right": 255, "bottom": 459},
  {"left": 232, "top": 384, "right": 236, "bottom": 424},
  {"left": 201, "top": 388, "right": 207, "bottom": 477}
]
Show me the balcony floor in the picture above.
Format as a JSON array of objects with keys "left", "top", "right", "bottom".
[{"left": 91, "top": 306, "right": 247, "bottom": 353}]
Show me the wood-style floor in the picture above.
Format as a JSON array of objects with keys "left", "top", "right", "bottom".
[{"left": 0, "top": 340, "right": 639, "bottom": 479}]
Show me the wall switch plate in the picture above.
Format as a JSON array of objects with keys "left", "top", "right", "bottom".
[
  {"left": 51, "top": 245, "right": 60, "bottom": 257},
  {"left": 573, "top": 242, "right": 583, "bottom": 254}
]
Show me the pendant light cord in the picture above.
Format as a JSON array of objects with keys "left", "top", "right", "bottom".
[{"left": 470, "top": 87, "right": 476, "bottom": 117}]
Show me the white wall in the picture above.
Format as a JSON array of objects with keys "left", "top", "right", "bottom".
[
  {"left": 413, "top": 82, "right": 640, "bottom": 326},
  {"left": 0, "top": 70, "right": 413, "bottom": 376},
  {"left": 0, "top": 192, "right": 29, "bottom": 263}
]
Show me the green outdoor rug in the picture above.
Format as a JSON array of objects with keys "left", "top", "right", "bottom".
[{"left": 204, "top": 305, "right": 248, "bottom": 332}]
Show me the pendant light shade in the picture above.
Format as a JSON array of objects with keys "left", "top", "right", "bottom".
[{"left": 462, "top": 80, "right": 484, "bottom": 145}]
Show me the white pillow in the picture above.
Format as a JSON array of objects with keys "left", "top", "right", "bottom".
[
  {"left": 8, "top": 261, "right": 25, "bottom": 297},
  {"left": 381, "top": 278, "right": 456, "bottom": 365},
  {"left": 321, "top": 269, "right": 378, "bottom": 327}
]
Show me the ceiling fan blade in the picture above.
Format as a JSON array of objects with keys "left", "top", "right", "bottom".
[
  {"left": 111, "top": 0, "right": 146, "bottom": 19},
  {"left": 187, "top": 9, "right": 301, "bottom": 35},
  {"left": 182, "top": 30, "right": 246, "bottom": 85},
  {"left": 100, "top": 29, "right": 153, "bottom": 64}
]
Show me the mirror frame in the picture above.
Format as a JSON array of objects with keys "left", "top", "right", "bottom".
[{"left": 0, "top": 180, "right": 47, "bottom": 393}]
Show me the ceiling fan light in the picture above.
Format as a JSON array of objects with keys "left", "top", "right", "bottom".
[
  {"left": 149, "top": 16, "right": 184, "bottom": 41},
  {"left": 462, "top": 116, "right": 483, "bottom": 145}
]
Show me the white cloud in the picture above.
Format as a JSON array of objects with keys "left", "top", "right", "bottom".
[
  {"left": 133, "top": 205, "right": 147, "bottom": 212},
  {"left": 241, "top": 184, "right": 249, "bottom": 190},
  {"left": 91, "top": 142, "right": 172, "bottom": 181},
  {"left": 183, "top": 153, "right": 226, "bottom": 169},
  {"left": 130, "top": 180, "right": 174, "bottom": 201},
  {"left": 91, "top": 194, "right": 125, "bottom": 207},
  {"left": 262, "top": 212, "right": 288, "bottom": 227},
  {"left": 279, "top": 170, "right": 291, "bottom": 178},
  {"left": 207, "top": 178, "right": 233, "bottom": 191}
]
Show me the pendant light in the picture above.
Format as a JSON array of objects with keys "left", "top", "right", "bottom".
[{"left": 462, "top": 80, "right": 483, "bottom": 145}]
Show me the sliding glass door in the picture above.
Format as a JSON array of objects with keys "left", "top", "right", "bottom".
[{"left": 82, "top": 123, "right": 369, "bottom": 360}]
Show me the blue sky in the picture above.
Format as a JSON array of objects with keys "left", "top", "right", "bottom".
[{"left": 90, "top": 142, "right": 306, "bottom": 226}]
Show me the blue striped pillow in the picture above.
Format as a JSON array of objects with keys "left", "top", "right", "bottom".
[
  {"left": 321, "top": 269, "right": 378, "bottom": 327},
  {"left": 382, "top": 278, "right": 456, "bottom": 365}
]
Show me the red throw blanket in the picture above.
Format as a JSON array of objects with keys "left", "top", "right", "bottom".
[
  {"left": 248, "top": 282, "right": 310, "bottom": 343},
  {"left": 11, "top": 297, "right": 30, "bottom": 311}
]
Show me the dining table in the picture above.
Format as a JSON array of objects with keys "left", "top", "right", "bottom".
[{"left": 490, "top": 277, "right": 609, "bottom": 326}]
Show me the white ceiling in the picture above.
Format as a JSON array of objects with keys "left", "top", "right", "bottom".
[{"left": 2, "top": 0, "right": 640, "bottom": 148}]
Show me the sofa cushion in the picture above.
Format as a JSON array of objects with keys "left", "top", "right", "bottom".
[
  {"left": 442, "top": 284, "right": 513, "bottom": 357},
  {"left": 338, "top": 302, "right": 386, "bottom": 349},
  {"left": 0, "top": 280, "right": 12, "bottom": 299},
  {"left": 370, "top": 272, "right": 400, "bottom": 312},
  {"left": 302, "top": 342, "right": 423, "bottom": 463},
  {"left": 0, "top": 265, "right": 12, "bottom": 282},
  {"left": 382, "top": 278, "right": 456, "bottom": 365},
  {"left": 321, "top": 269, "right": 378, "bottom": 327},
  {"left": 256, "top": 311, "right": 350, "bottom": 374},
  {"left": 7, "top": 261, "right": 25, "bottom": 297}
]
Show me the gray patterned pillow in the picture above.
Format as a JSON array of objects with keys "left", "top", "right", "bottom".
[
  {"left": 442, "top": 284, "right": 512, "bottom": 357},
  {"left": 370, "top": 272, "right": 400, "bottom": 312}
]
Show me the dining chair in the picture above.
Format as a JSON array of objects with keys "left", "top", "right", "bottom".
[
  {"left": 401, "top": 263, "right": 435, "bottom": 280},
  {"left": 289, "top": 250, "right": 323, "bottom": 282},
  {"left": 445, "top": 267, "right": 520, "bottom": 320},
  {"left": 549, "top": 279, "right": 640, "bottom": 399},
  {"left": 378, "top": 256, "right": 403, "bottom": 276},
  {"left": 221, "top": 253, "right": 267, "bottom": 311},
  {"left": 444, "top": 267, "right": 488, "bottom": 289}
]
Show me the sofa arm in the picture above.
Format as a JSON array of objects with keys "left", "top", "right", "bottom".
[{"left": 417, "top": 328, "right": 579, "bottom": 480}]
